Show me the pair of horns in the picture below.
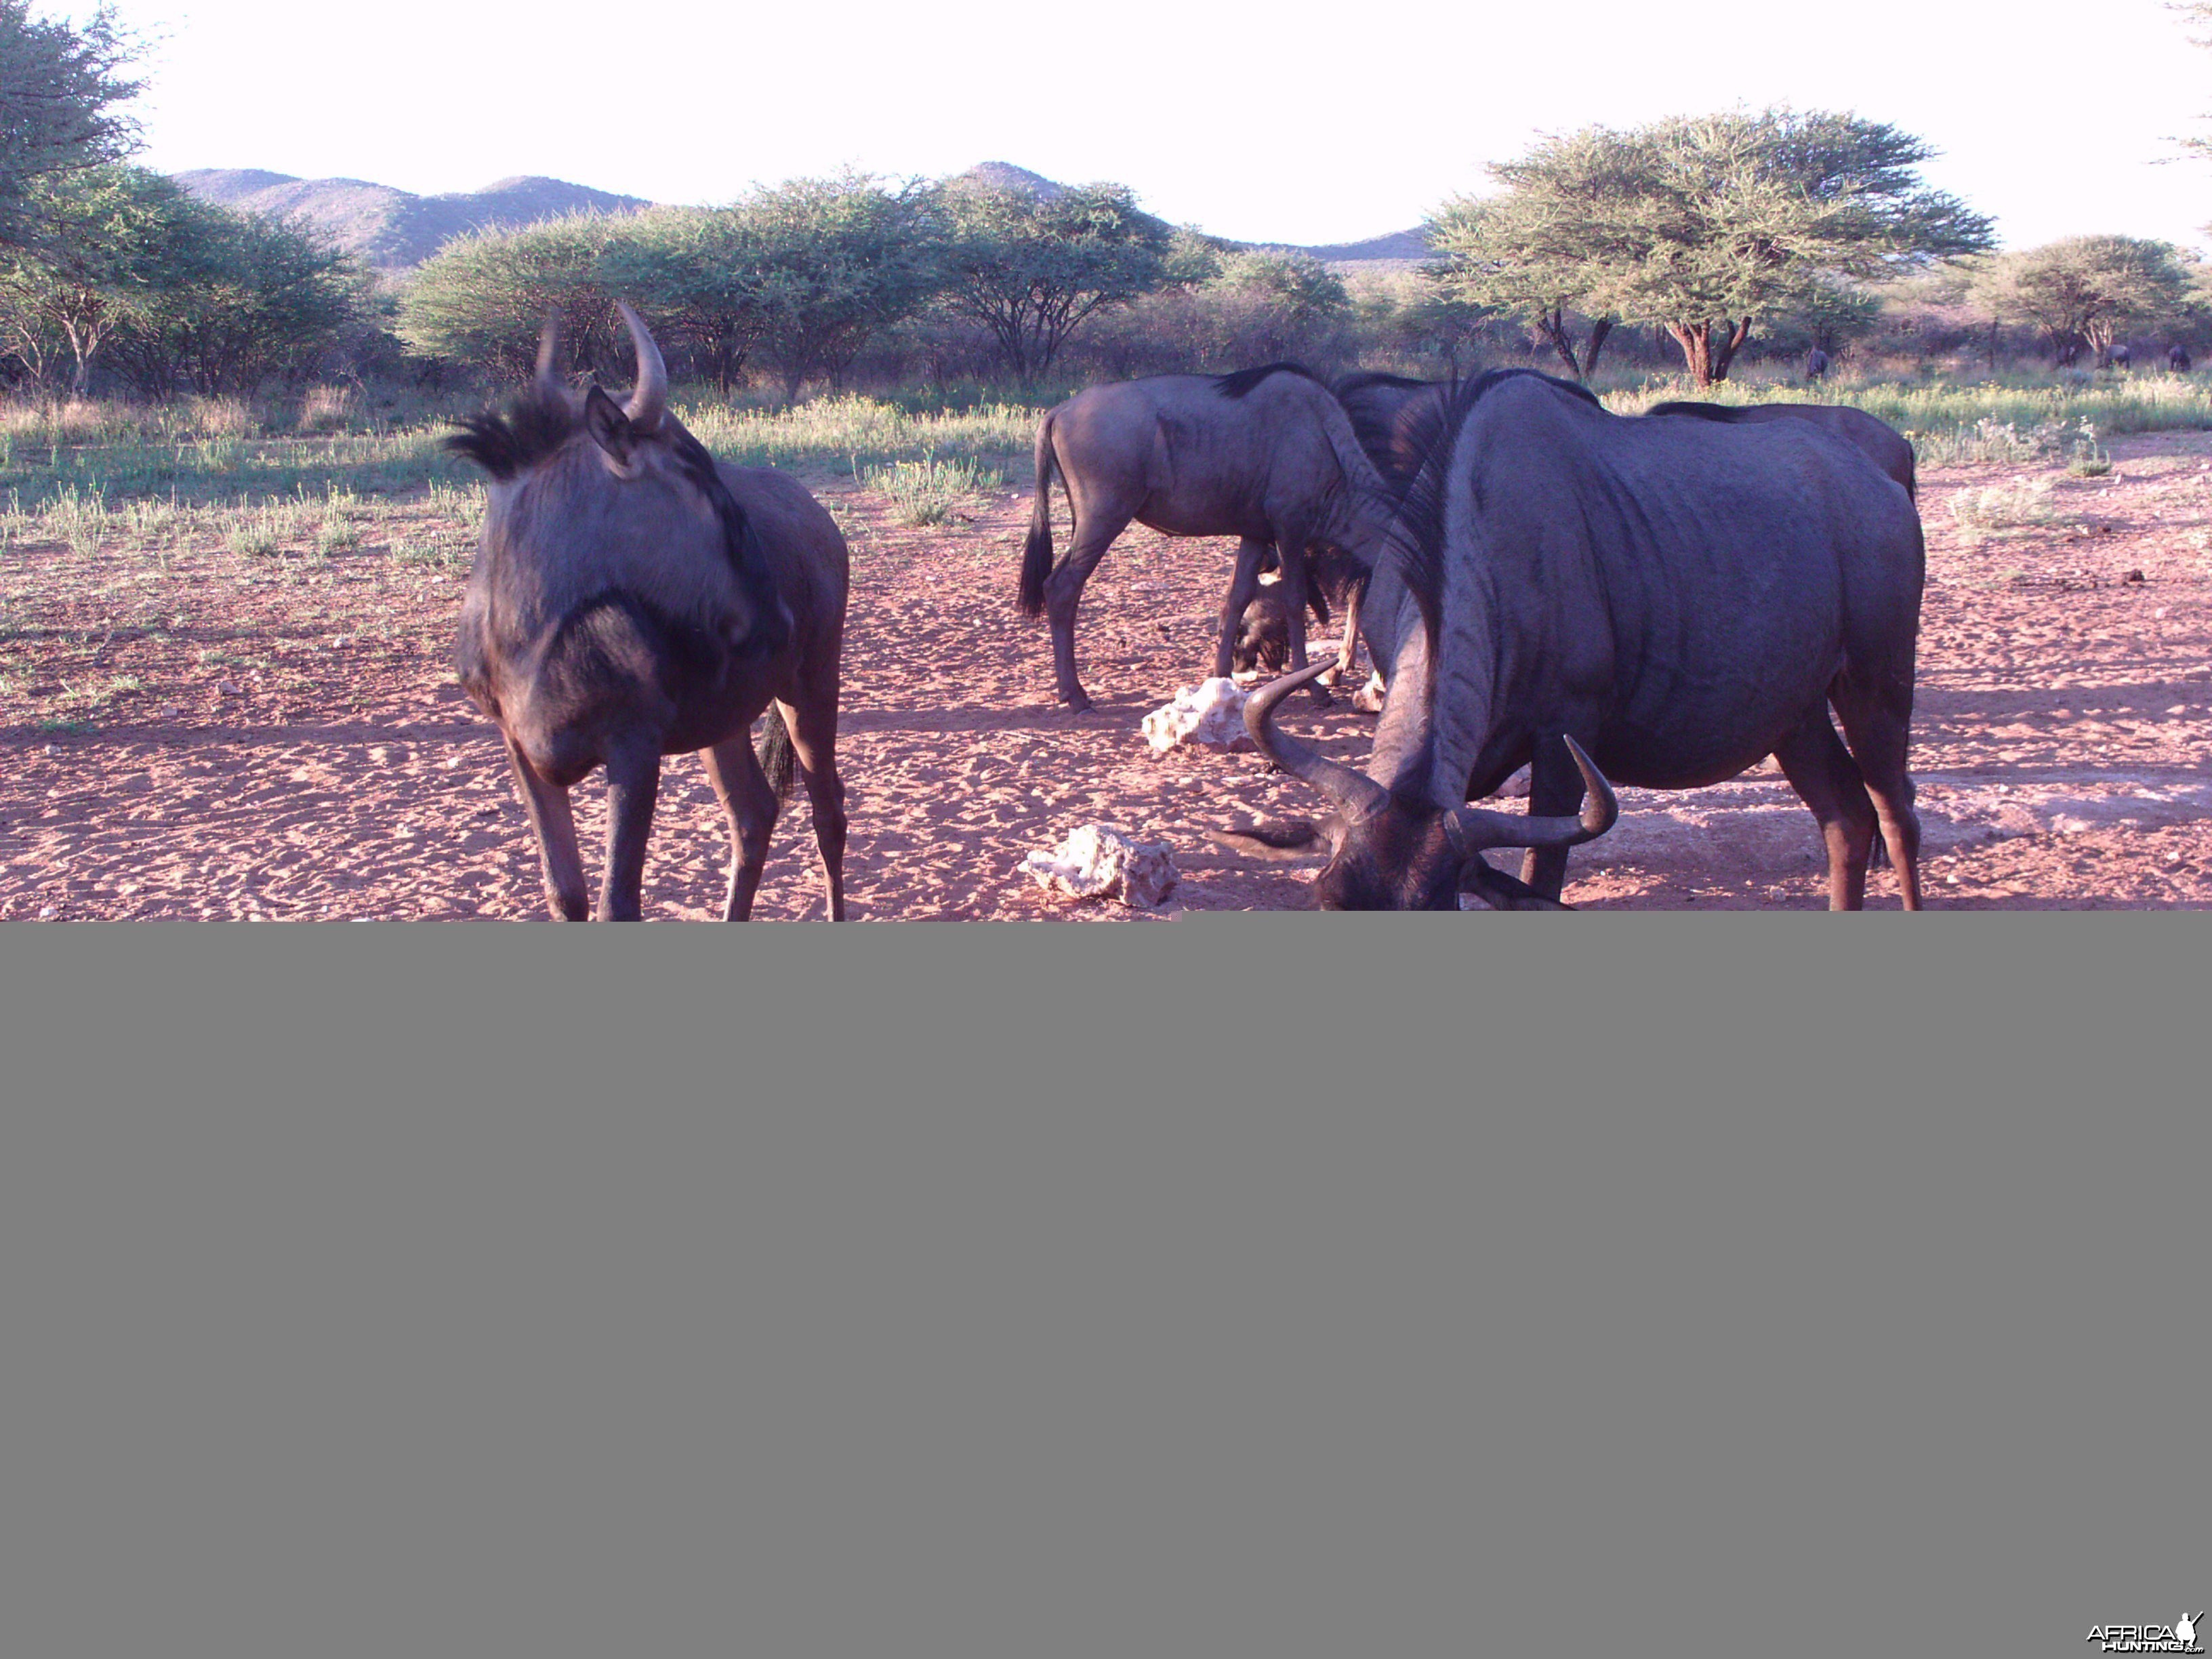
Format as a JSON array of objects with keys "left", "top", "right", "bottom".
[
  {"left": 535, "top": 301, "right": 665, "bottom": 434},
  {"left": 1243, "top": 657, "right": 1618, "bottom": 853}
]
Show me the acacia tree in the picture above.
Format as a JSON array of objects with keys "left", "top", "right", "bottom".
[
  {"left": 935, "top": 180, "right": 1170, "bottom": 380},
  {"left": 102, "top": 197, "right": 357, "bottom": 395},
  {"left": 735, "top": 174, "right": 939, "bottom": 403},
  {"left": 1972, "top": 237, "right": 2196, "bottom": 366},
  {"left": 598, "top": 206, "right": 770, "bottom": 395},
  {"left": 0, "top": 164, "right": 182, "bottom": 391},
  {"left": 0, "top": 1, "right": 140, "bottom": 253},
  {"left": 1427, "top": 127, "right": 1638, "bottom": 380},
  {"left": 397, "top": 214, "right": 627, "bottom": 382},
  {"left": 1436, "top": 110, "right": 1993, "bottom": 386}
]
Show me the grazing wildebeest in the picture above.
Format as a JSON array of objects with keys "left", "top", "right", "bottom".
[
  {"left": 447, "top": 305, "right": 850, "bottom": 921},
  {"left": 2110, "top": 343, "right": 2133, "bottom": 370},
  {"left": 1230, "top": 544, "right": 1372, "bottom": 678},
  {"left": 1645, "top": 400, "right": 1919, "bottom": 500},
  {"left": 1214, "top": 370, "right": 1927, "bottom": 911},
  {"left": 1018, "top": 365, "right": 1394, "bottom": 712},
  {"left": 1806, "top": 347, "right": 1830, "bottom": 381},
  {"left": 2171, "top": 346, "right": 2194, "bottom": 373}
]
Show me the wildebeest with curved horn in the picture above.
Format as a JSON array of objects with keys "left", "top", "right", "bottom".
[
  {"left": 1018, "top": 365, "right": 1395, "bottom": 712},
  {"left": 1644, "top": 399, "right": 1919, "bottom": 500},
  {"left": 1214, "top": 369, "right": 1927, "bottom": 911},
  {"left": 447, "top": 304, "right": 851, "bottom": 920}
]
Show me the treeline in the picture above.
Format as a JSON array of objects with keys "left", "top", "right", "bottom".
[{"left": 6, "top": 0, "right": 2212, "bottom": 408}]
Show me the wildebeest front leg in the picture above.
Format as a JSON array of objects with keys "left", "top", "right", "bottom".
[
  {"left": 596, "top": 737, "right": 661, "bottom": 921},
  {"left": 701, "top": 737, "right": 779, "bottom": 922},
  {"left": 1214, "top": 537, "right": 1272, "bottom": 679},
  {"left": 1519, "top": 734, "right": 1589, "bottom": 901},
  {"left": 502, "top": 734, "right": 588, "bottom": 921},
  {"left": 777, "top": 698, "right": 849, "bottom": 922}
]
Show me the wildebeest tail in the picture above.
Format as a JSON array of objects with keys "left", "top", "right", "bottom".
[
  {"left": 1018, "top": 413, "right": 1057, "bottom": 617},
  {"left": 757, "top": 703, "right": 800, "bottom": 801}
]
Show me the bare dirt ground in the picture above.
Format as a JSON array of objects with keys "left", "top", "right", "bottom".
[{"left": 4, "top": 432, "right": 2211, "bottom": 918}]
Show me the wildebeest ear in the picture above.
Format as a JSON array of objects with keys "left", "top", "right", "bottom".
[
  {"left": 1207, "top": 816, "right": 1343, "bottom": 861},
  {"left": 583, "top": 384, "right": 635, "bottom": 467},
  {"left": 1457, "top": 855, "right": 1572, "bottom": 911}
]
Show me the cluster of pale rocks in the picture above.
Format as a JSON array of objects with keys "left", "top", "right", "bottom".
[{"left": 1019, "top": 680, "right": 1262, "bottom": 909}]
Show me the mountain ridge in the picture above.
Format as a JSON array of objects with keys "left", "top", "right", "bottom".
[{"left": 171, "top": 161, "right": 1428, "bottom": 272}]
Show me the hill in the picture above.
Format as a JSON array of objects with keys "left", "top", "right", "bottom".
[
  {"left": 171, "top": 171, "right": 653, "bottom": 272},
  {"left": 171, "top": 161, "right": 1427, "bottom": 273}
]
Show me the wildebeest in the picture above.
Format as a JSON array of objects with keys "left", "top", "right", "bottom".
[
  {"left": 2110, "top": 343, "right": 2133, "bottom": 370},
  {"left": 2171, "top": 346, "right": 2194, "bottom": 373},
  {"left": 1805, "top": 347, "right": 1830, "bottom": 381},
  {"left": 1018, "top": 365, "right": 1395, "bottom": 712},
  {"left": 1215, "top": 370, "right": 1927, "bottom": 911},
  {"left": 447, "top": 305, "right": 850, "bottom": 921},
  {"left": 1229, "top": 544, "right": 1371, "bottom": 678},
  {"left": 1644, "top": 399, "right": 1919, "bottom": 500}
]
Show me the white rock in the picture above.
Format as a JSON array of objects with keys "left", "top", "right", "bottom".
[
  {"left": 1141, "top": 678, "right": 1253, "bottom": 755},
  {"left": 1020, "top": 824, "right": 1180, "bottom": 909}
]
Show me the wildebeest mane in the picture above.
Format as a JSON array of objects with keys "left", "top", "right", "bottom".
[
  {"left": 1212, "top": 362, "right": 1324, "bottom": 400},
  {"left": 443, "top": 383, "right": 579, "bottom": 482},
  {"left": 1644, "top": 400, "right": 1756, "bottom": 424},
  {"left": 1382, "top": 369, "right": 1603, "bottom": 645}
]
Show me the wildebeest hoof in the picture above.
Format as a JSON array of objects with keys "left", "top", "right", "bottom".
[
  {"left": 1306, "top": 684, "right": 1333, "bottom": 707},
  {"left": 1064, "top": 692, "right": 1094, "bottom": 714}
]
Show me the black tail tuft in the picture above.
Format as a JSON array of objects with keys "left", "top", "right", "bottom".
[
  {"left": 1018, "top": 415, "right": 1057, "bottom": 617},
  {"left": 757, "top": 704, "right": 800, "bottom": 801}
]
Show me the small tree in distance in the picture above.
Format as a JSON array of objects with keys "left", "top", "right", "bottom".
[{"left": 1971, "top": 237, "right": 2198, "bottom": 367}]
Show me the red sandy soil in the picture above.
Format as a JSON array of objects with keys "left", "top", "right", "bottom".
[{"left": 3, "top": 432, "right": 2210, "bottom": 919}]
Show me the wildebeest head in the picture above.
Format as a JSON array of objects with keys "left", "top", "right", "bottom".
[
  {"left": 444, "top": 304, "right": 790, "bottom": 681},
  {"left": 1222, "top": 659, "right": 1616, "bottom": 910}
]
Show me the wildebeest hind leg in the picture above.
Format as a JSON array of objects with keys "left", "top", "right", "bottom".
[
  {"left": 502, "top": 735, "right": 588, "bottom": 920},
  {"left": 1828, "top": 681, "right": 1923, "bottom": 910},
  {"left": 1771, "top": 710, "right": 1878, "bottom": 910},
  {"left": 702, "top": 736, "right": 781, "bottom": 922},
  {"left": 778, "top": 698, "right": 848, "bottom": 922},
  {"left": 596, "top": 737, "right": 663, "bottom": 921},
  {"left": 1042, "top": 508, "right": 1134, "bottom": 714},
  {"left": 1518, "top": 734, "right": 1588, "bottom": 901}
]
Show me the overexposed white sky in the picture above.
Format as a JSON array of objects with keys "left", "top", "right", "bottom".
[{"left": 60, "top": 0, "right": 2212, "bottom": 252}]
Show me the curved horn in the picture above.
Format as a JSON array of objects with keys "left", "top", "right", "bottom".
[
  {"left": 1443, "top": 736, "right": 1618, "bottom": 855},
  {"left": 535, "top": 309, "right": 563, "bottom": 394},
  {"left": 1244, "top": 659, "right": 1391, "bottom": 818},
  {"left": 617, "top": 302, "right": 665, "bottom": 434}
]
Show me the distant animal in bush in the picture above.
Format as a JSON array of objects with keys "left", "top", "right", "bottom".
[
  {"left": 1019, "top": 365, "right": 1395, "bottom": 712},
  {"left": 1805, "top": 348, "right": 1830, "bottom": 380},
  {"left": 2171, "top": 346, "right": 2193, "bottom": 373},
  {"left": 1216, "top": 369, "right": 1927, "bottom": 912},
  {"left": 447, "top": 305, "right": 851, "bottom": 921},
  {"left": 1645, "top": 400, "right": 1919, "bottom": 501},
  {"left": 2110, "top": 344, "right": 2133, "bottom": 370}
]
